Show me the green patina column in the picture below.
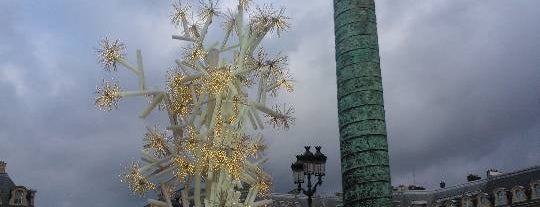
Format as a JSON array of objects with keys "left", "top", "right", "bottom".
[{"left": 333, "top": 0, "right": 392, "bottom": 206}]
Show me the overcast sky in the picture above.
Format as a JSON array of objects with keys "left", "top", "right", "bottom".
[{"left": 1, "top": 0, "right": 539, "bottom": 206}]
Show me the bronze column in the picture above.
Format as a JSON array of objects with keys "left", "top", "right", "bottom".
[{"left": 333, "top": 0, "right": 392, "bottom": 206}]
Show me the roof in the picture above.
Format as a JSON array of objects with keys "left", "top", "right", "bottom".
[
  {"left": 432, "top": 179, "right": 487, "bottom": 201},
  {"left": 393, "top": 190, "right": 433, "bottom": 206},
  {"left": 392, "top": 166, "right": 540, "bottom": 206},
  {"left": 0, "top": 172, "right": 15, "bottom": 205},
  {"left": 485, "top": 165, "right": 540, "bottom": 193},
  {"left": 270, "top": 193, "right": 341, "bottom": 207}
]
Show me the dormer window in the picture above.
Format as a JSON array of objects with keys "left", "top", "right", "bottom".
[
  {"left": 494, "top": 189, "right": 507, "bottom": 206},
  {"left": 535, "top": 183, "right": 540, "bottom": 199},
  {"left": 477, "top": 193, "right": 491, "bottom": 207},
  {"left": 512, "top": 186, "right": 527, "bottom": 203},
  {"left": 462, "top": 197, "right": 474, "bottom": 207},
  {"left": 531, "top": 181, "right": 540, "bottom": 199},
  {"left": 9, "top": 188, "right": 27, "bottom": 206},
  {"left": 15, "top": 189, "right": 25, "bottom": 204},
  {"left": 442, "top": 200, "right": 457, "bottom": 207}
]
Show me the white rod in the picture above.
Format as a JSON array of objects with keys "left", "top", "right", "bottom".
[
  {"left": 221, "top": 43, "right": 240, "bottom": 52},
  {"left": 172, "top": 35, "right": 195, "bottom": 42},
  {"left": 251, "top": 102, "right": 282, "bottom": 117},
  {"left": 118, "top": 58, "right": 140, "bottom": 75},
  {"left": 139, "top": 93, "right": 165, "bottom": 119},
  {"left": 194, "top": 172, "right": 202, "bottom": 207},
  {"left": 200, "top": 13, "right": 214, "bottom": 41},
  {"left": 136, "top": 50, "right": 146, "bottom": 90},
  {"left": 247, "top": 109, "right": 258, "bottom": 130},
  {"left": 220, "top": 27, "right": 233, "bottom": 50},
  {"left": 161, "top": 184, "right": 174, "bottom": 207},
  {"left": 181, "top": 15, "right": 190, "bottom": 38},
  {"left": 119, "top": 90, "right": 163, "bottom": 97},
  {"left": 147, "top": 199, "right": 168, "bottom": 207},
  {"left": 250, "top": 107, "right": 265, "bottom": 130}
]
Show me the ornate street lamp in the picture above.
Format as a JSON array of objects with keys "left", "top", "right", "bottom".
[
  {"left": 291, "top": 156, "right": 305, "bottom": 184},
  {"left": 290, "top": 146, "right": 327, "bottom": 207},
  {"left": 313, "top": 146, "right": 327, "bottom": 177}
]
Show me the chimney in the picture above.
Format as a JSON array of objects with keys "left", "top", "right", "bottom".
[
  {"left": 486, "top": 169, "right": 502, "bottom": 179},
  {"left": 467, "top": 174, "right": 482, "bottom": 182},
  {"left": 440, "top": 181, "right": 446, "bottom": 189},
  {"left": 0, "top": 161, "right": 6, "bottom": 173}
]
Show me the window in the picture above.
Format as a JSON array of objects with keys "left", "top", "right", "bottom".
[
  {"left": 462, "top": 198, "right": 474, "bottom": 207},
  {"left": 14, "top": 190, "right": 24, "bottom": 204},
  {"left": 495, "top": 190, "right": 507, "bottom": 205},
  {"left": 516, "top": 190, "right": 526, "bottom": 201},
  {"left": 443, "top": 201, "right": 456, "bottom": 207},
  {"left": 513, "top": 187, "right": 526, "bottom": 203},
  {"left": 478, "top": 194, "right": 491, "bottom": 207},
  {"left": 535, "top": 184, "right": 540, "bottom": 198}
]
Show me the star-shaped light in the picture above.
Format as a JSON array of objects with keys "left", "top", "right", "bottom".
[
  {"left": 96, "top": 38, "right": 125, "bottom": 71},
  {"left": 95, "top": 79, "right": 121, "bottom": 111},
  {"left": 143, "top": 126, "right": 170, "bottom": 159},
  {"left": 167, "top": 70, "right": 194, "bottom": 116},
  {"left": 121, "top": 162, "right": 156, "bottom": 196},
  {"left": 265, "top": 104, "right": 295, "bottom": 130},
  {"left": 200, "top": 0, "right": 220, "bottom": 19},
  {"left": 170, "top": 1, "right": 189, "bottom": 26}
]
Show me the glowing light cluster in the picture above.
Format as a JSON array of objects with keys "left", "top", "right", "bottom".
[
  {"left": 173, "top": 155, "right": 195, "bottom": 181},
  {"left": 121, "top": 162, "right": 157, "bottom": 196},
  {"left": 185, "top": 45, "right": 208, "bottom": 62},
  {"left": 167, "top": 71, "right": 194, "bottom": 116},
  {"left": 266, "top": 104, "right": 295, "bottom": 130},
  {"left": 255, "top": 167, "right": 272, "bottom": 197},
  {"left": 143, "top": 126, "right": 170, "bottom": 159},
  {"left": 95, "top": 80, "right": 121, "bottom": 111},
  {"left": 170, "top": 1, "right": 189, "bottom": 26},
  {"left": 250, "top": 5, "right": 290, "bottom": 37},
  {"left": 97, "top": 38, "right": 125, "bottom": 71},
  {"left": 202, "top": 69, "right": 233, "bottom": 95}
]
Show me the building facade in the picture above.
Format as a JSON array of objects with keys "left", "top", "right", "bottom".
[
  {"left": 267, "top": 193, "right": 343, "bottom": 207},
  {"left": 0, "top": 161, "right": 36, "bottom": 207},
  {"left": 146, "top": 166, "right": 540, "bottom": 207},
  {"left": 392, "top": 166, "right": 540, "bottom": 207},
  {"left": 146, "top": 190, "right": 343, "bottom": 207}
]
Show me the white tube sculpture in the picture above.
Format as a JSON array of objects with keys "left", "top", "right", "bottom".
[{"left": 93, "top": 0, "right": 294, "bottom": 206}]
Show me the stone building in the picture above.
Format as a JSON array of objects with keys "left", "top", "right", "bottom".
[
  {"left": 0, "top": 161, "right": 36, "bottom": 207},
  {"left": 146, "top": 187, "right": 343, "bottom": 207},
  {"left": 392, "top": 165, "right": 540, "bottom": 207},
  {"left": 267, "top": 193, "right": 342, "bottom": 207},
  {"left": 145, "top": 166, "right": 540, "bottom": 207}
]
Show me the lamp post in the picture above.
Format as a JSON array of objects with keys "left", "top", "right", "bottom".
[{"left": 291, "top": 146, "right": 327, "bottom": 207}]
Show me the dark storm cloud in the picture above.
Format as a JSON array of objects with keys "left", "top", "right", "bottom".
[{"left": 1, "top": 0, "right": 539, "bottom": 206}]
